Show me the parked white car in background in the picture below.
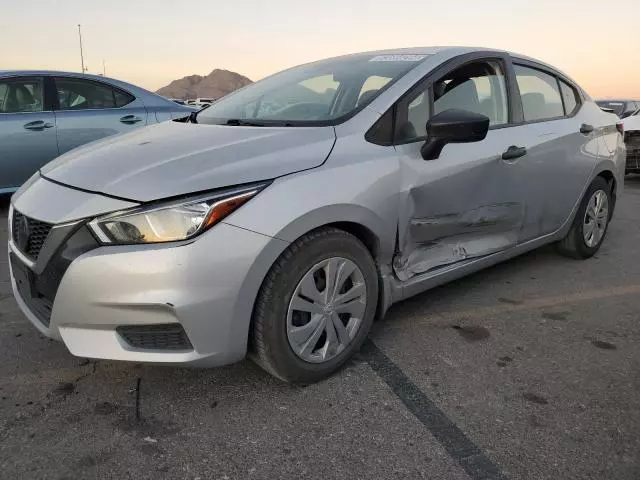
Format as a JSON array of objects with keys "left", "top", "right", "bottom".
[{"left": 623, "top": 112, "right": 640, "bottom": 174}]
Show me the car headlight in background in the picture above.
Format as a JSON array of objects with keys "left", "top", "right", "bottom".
[{"left": 88, "top": 184, "right": 267, "bottom": 244}]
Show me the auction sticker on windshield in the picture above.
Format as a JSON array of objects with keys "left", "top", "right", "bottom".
[{"left": 369, "top": 54, "right": 428, "bottom": 62}]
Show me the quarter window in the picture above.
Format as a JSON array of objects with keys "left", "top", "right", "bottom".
[
  {"left": 0, "top": 78, "right": 44, "bottom": 113},
  {"left": 114, "top": 89, "right": 135, "bottom": 107},
  {"left": 514, "top": 65, "right": 564, "bottom": 121},
  {"left": 559, "top": 80, "right": 579, "bottom": 115}
]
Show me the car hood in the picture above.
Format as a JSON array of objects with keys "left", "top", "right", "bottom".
[{"left": 41, "top": 121, "right": 336, "bottom": 202}]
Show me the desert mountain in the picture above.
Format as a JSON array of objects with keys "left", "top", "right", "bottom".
[{"left": 156, "top": 69, "right": 252, "bottom": 100}]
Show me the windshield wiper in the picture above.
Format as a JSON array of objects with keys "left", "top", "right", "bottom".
[
  {"left": 224, "top": 119, "right": 269, "bottom": 127},
  {"left": 224, "top": 119, "right": 297, "bottom": 127}
]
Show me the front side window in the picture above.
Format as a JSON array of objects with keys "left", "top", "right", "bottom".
[
  {"left": 197, "top": 53, "right": 428, "bottom": 125},
  {"left": 0, "top": 77, "right": 44, "bottom": 113},
  {"left": 55, "top": 78, "right": 120, "bottom": 110},
  {"left": 395, "top": 60, "right": 508, "bottom": 142},
  {"left": 514, "top": 65, "right": 564, "bottom": 121},
  {"left": 559, "top": 80, "right": 579, "bottom": 115}
]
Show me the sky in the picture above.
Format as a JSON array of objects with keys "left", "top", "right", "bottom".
[{"left": 1, "top": 0, "right": 638, "bottom": 98}]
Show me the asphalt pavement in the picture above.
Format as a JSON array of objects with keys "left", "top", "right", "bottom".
[{"left": 1, "top": 178, "right": 639, "bottom": 480}]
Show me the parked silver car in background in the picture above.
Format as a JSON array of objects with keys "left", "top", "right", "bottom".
[
  {"left": 8, "top": 47, "right": 625, "bottom": 383},
  {"left": 0, "top": 71, "right": 194, "bottom": 193}
]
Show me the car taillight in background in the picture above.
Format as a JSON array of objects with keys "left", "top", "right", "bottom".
[{"left": 616, "top": 122, "right": 624, "bottom": 135}]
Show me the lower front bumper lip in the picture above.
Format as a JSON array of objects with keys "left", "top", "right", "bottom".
[{"left": 58, "top": 326, "right": 213, "bottom": 364}]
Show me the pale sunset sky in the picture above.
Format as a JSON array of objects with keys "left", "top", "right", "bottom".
[{"left": 1, "top": 0, "right": 638, "bottom": 98}]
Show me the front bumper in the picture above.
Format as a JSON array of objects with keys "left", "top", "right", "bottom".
[{"left": 9, "top": 217, "right": 288, "bottom": 366}]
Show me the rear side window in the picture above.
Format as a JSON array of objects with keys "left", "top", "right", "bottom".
[
  {"left": 55, "top": 78, "right": 134, "bottom": 110},
  {"left": 514, "top": 65, "right": 564, "bottom": 121},
  {"left": 559, "top": 80, "right": 579, "bottom": 115}
]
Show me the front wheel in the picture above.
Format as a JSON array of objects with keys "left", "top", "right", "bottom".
[
  {"left": 557, "top": 176, "right": 611, "bottom": 259},
  {"left": 251, "top": 228, "right": 379, "bottom": 383}
]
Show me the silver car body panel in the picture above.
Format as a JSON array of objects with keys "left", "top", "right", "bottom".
[
  {"left": 11, "top": 174, "right": 139, "bottom": 224},
  {"left": 41, "top": 121, "right": 337, "bottom": 201},
  {"left": 7, "top": 48, "right": 626, "bottom": 366}
]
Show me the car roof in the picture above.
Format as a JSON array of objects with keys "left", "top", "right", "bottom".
[
  {"left": 0, "top": 70, "right": 190, "bottom": 109},
  {"left": 307, "top": 46, "right": 576, "bottom": 80},
  {"left": 0, "top": 70, "right": 152, "bottom": 95}
]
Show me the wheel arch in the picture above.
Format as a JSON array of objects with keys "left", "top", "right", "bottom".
[
  {"left": 593, "top": 165, "right": 618, "bottom": 217},
  {"left": 233, "top": 205, "right": 396, "bottom": 354}
]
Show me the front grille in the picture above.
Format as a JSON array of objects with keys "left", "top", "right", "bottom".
[
  {"left": 625, "top": 131, "right": 640, "bottom": 172},
  {"left": 117, "top": 324, "right": 193, "bottom": 351},
  {"left": 12, "top": 211, "right": 53, "bottom": 261}
]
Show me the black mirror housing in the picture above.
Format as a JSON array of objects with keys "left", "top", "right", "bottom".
[{"left": 420, "top": 109, "right": 490, "bottom": 160}]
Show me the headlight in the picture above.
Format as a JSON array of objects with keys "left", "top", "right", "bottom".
[{"left": 88, "top": 184, "right": 266, "bottom": 244}]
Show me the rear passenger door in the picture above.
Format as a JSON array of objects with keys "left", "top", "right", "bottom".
[
  {"left": 510, "top": 63, "right": 597, "bottom": 240},
  {"left": 51, "top": 76, "right": 149, "bottom": 154}
]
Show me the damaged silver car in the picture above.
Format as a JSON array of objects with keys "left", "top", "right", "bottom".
[{"left": 8, "top": 47, "right": 625, "bottom": 383}]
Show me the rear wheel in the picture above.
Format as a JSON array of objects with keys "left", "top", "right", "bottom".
[
  {"left": 557, "top": 176, "right": 611, "bottom": 259},
  {"left": 251, "top": 228, "right": 378, "bottom": 383}
]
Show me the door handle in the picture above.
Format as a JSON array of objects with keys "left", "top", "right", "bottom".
[
  {"left": 580, "top": 123, "right": 594, "bottom": 134},
  {"left": 502, "top": 145, "right": 527, "bottom": 161},
  {"left": 23, "top": 120, "right": 54, "bottom": 131},
  {"left": 120, "top": 115, "right": 142, "bottom": 124}
]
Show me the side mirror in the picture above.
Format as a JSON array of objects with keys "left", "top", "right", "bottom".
[{"left": 420, "top": 109, "right": 490, "bottom": 160}]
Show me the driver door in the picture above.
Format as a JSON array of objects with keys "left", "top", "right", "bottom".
[{"left": 393, "top": 57, "right": 528, "bottom": 281}]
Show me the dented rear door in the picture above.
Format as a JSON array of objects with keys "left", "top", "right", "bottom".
[{"left": 393, "top": 128, "right": 527, "bottom": 281}]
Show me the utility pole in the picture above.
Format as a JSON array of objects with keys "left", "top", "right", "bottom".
[
  {"left": 102, "top": 59, "right": 106, "bottom": 76},
  {"left": 77, "top": 24, "right": 86, "bottom": 73}
]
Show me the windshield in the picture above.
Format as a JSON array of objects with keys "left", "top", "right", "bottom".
[
  {"left": 596, "top": 101, "right": 625, "bottom": 116},
  {"left": 197, "top": 53, "right": 428, "bottom": 126}
]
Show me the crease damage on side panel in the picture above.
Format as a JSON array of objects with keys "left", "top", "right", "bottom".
[{"left": 393, "top": 203, "right": 522, "bottom": 281}]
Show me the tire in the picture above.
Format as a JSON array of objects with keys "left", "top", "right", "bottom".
[
  {"left": 251, "top": 227, "right": 379, "bottom": 383},
  {"left": 557, "top": 176, "right": 611, "bottom": 259}
]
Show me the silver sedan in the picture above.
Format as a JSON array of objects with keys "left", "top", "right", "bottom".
[
  {"left": 8, "top": 48, "right": 626, "bottom": 383},
  {"left": 0, "top": 70, "right": 194, "bottom": 193}
]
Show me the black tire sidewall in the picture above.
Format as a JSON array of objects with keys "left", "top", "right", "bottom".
[
  {"left": 572, "top": 177, "right": 611, "bottom": 257},
  {"left": 256, "top": 231, "right": 378, "bottom": 383}
]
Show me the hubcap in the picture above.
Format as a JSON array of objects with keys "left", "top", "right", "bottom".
[
  {"left": 286, "top": 257, "right": 367, "bottom": 364},
  {"left": 583, "top": 190, "right": 609, "bottom": 248}
]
